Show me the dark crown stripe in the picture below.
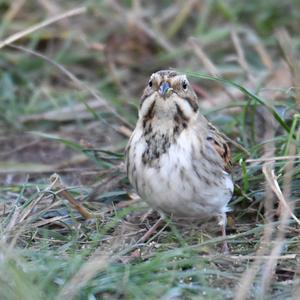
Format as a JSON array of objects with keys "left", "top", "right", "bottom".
[{"left": 157, "top": 70, "right": 178, "bottom": 77}]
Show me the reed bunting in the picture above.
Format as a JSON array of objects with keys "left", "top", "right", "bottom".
[{"left": 125, "top": 70, "right": 234, "bottom": 251}]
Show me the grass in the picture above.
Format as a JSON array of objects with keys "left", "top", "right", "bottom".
[{"left": 0, "top": 1, "right": 300, "bottom": 299}]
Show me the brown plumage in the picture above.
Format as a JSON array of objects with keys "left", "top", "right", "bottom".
[
  {"left": 207, "top": 123, "right": 232, "bottom": 171},
  {"left": 125, "top": 70, "right": 234, "bottom": 252}
]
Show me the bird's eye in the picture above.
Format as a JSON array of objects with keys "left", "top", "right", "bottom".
[
  {"left": 148, "top": 80, "right": 153, "bottom": 87},
  {"left": 182, "top": 80, "right": 188, "bottom": 90}
]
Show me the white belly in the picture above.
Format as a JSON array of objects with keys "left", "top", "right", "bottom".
[{"left": 127, "top": 128, "right": 234, "bottom": 219}]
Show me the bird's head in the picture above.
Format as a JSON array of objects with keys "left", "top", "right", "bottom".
[{"left": 139, "top": 70, "right": 199, "bottom": 121}]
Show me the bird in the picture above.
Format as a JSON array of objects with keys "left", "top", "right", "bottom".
[{"left": 125, "top": 70, "right": 234, "bottom": 252}]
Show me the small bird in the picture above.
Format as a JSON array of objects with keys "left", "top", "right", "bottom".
[{"left": 125, "top": 70, "right": 234, "bottom": 251}]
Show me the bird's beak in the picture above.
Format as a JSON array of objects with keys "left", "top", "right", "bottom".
[{"left": 159, "top": 81, "right": 172, "bottom": 96}]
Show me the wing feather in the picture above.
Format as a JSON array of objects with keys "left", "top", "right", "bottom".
[{"left": 207, "top": 123, "right": 232, "bottom": 172}]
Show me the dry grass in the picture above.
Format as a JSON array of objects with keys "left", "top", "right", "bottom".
[{"left": 0, "top": 1, "right": 299, "bottom": 299}]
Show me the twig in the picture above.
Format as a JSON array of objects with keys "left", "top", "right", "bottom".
[
  {"left": 19, "top": 99, "right": 106, "bottom": 123},
  {"left": 188, "top": 37, "right": 237, "bottom": 103},
  {"left": 166, "top": 0, "right": 197, "bottom": 38},
  {"left": 3, "top": 0, "right": 26, "bottom": 21},
  {"left": 114, "top": 125, "right": 132, "bottom": 138},
  {"left": 234, "top": 122, "right": 275, "bottom": 300},
  {"left": 31, "top": 216, "right": 67, "bottom": 228},
  {"left": 106, "top": 0, "right": 175, "bottom": 52},
  {"left": 231, "top": 29, "right": 254, "bottom": 82},
  {"left": 260, "top": 130, "right": 299, "bottom": 297},
  {"left": 246, "top": 155, "right": 300, "bottom": 163},
  {"left": 263, "top": 168, "right": 299, "bottom": 226},
  {"left": 50, "top": 173, "right": 92, "bottom": 219},
  {"left": 9, "top": 44, "right": 134, "bottom": 129},
  {"left": 137, "top": 217, "right": 165, "bottom": 244},
  {"left": 85, "top": 170, "right": 125, "bottom": 203},
  {"left": 0, "top": 7, "right": 86, "bottom": 49},
  {"left": 276, "top": 28, "right": 300, "bottom": 108},
  {"left": 241, "top": 27, "right": 273, "bottom": 70},
  {"left": 229, "top": 254, "right": 296, "bottom": 260},
  {"left": 188, "top": 37, "right": 220, "bottom": 76},
  {"left": 5, "top": 177, "right": 57, "bottom": 247},
  {"left": 253, "top": 43, "right": 273, "bottom": 71},
  {"left": 0, "top": 139, "right": 39, "bottom": 157}
]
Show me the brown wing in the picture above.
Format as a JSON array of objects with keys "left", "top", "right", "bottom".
[{"left": 207, "top": 123, "right": 232, "bottom": 172}]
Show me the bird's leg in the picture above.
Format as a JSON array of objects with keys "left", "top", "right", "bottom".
[{"left": 217, "top": 213, "right": 229, "bottom": 254}]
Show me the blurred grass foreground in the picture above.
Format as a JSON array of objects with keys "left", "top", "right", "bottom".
[{"left": 0, "top": 1, "right": 300, "bottom": 299}]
